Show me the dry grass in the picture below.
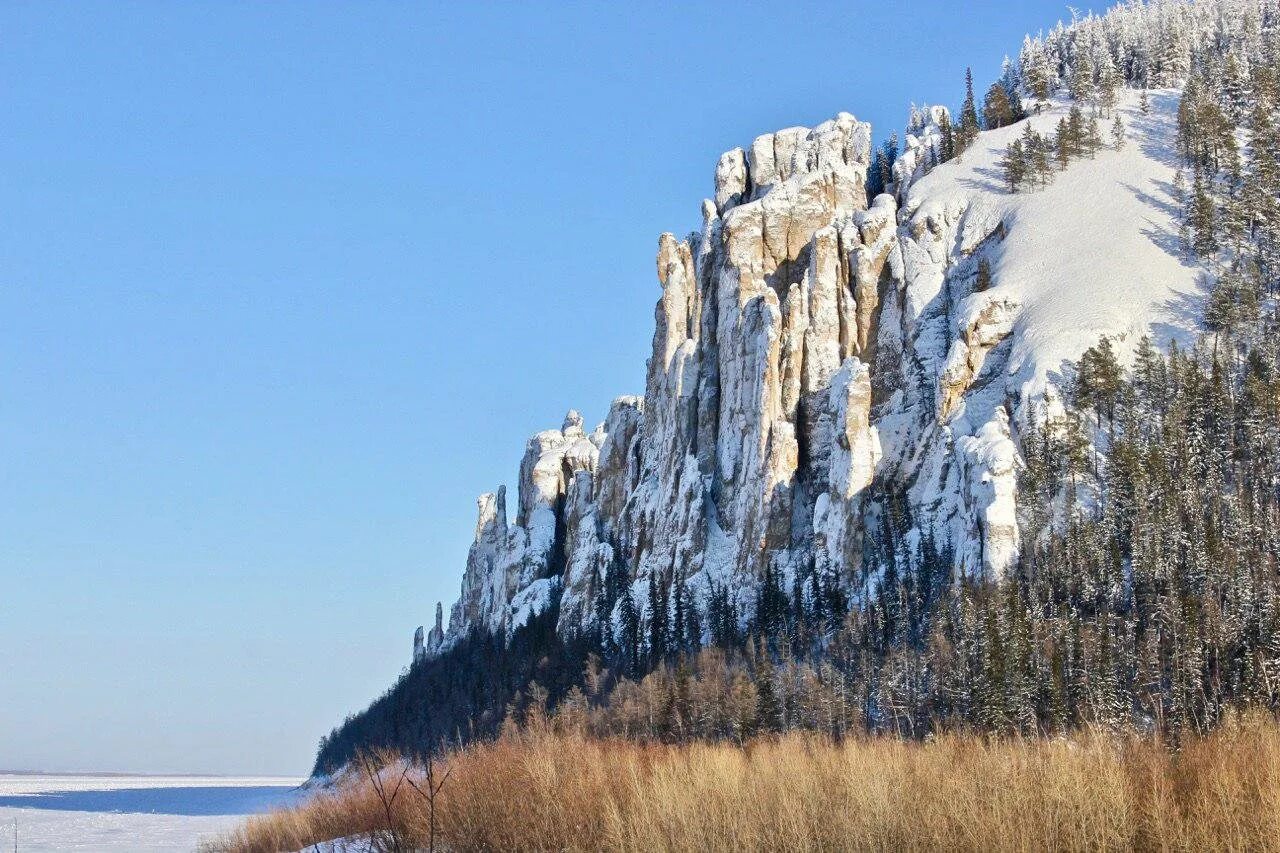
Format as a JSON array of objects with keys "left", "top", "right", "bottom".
[{"left": 203, "top": 713, "right": 1280, "bottom": 852}]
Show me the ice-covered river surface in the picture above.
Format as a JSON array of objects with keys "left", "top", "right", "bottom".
[{"left": 0, "top": 773, "right": 305, "bottom": 851}]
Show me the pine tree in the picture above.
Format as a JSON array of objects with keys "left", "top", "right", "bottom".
[
  {"left": 940, "top": 120, "right": 956, "bottom": 162},
  {"left": 956, "top": 67, "right": 982, "bottom": 152},
  {"left": 1000, "top": 55, "right": 1027, "bottom": 123},
  {"left": 1205, "top": 271, "right": 1243, "bottom": 343},
  {"left": 707, "top": 582, "right": 737, "bottom": 648},
  {"left": 673, "top": 577, "right": 687, "bottom": 655},
  {"left": 1076, "top": 337, "right": 1124, "bottom": 431},
  {"left": 1244, "top": 99, "right": 1280, "bottom": 268},
  {"left": 1069, "top": 52, "right": 1095, "bottom": 105},
  {"left": 754, "top": 562, "right": 789, "bottom": 639},
  {"left": 984, "top": 81, "right": 1016, "bottom": 130},
  {"left": 618, "top": 583, "right": 641, "bottom": 675},
  {"left": 1031, "top": 132, "right": 1052, "bottom": 184},
  {"left": 881, "top": 133, "right": 898, "bottom": 192},
  {"left": 867, "top": 151, "right": 886, "bottom": 199},
  {"left": 1156, "top": 27, "right": 1188, "bottom": 87},
  {"left": 1019, "top": 123, "right": 1048, "bottom": 188},
  {"left": 1003, "top": 138, "right": 1027, "bottom": 192},
  {"left": 1021, "top": 36, "right": 1051, "bottom": 106},
  {"left": 1111, "top": 114, "right": 1126, "bottom": 149},
  {"left": 596, "top": 556, "right": 625, "bottom": 655},
  {"left": 1221, "top": 53, "right": 1250, "bottom": 122},
  {"left": 647, "top": 570, "right": 668, "bottom": 665},
  {"left": 1096, "top": 54, "right": 1120, "bottom": 116},
  {"left": 1140, "top": 89, "right": 1151, "bottom": 115},
  {"left": 588, "top": 561, "right": 606, "bottom": 646},
  {"left": 1056, "top": 117, "right": 1072, "bottom": 169},
  {"left": 1067, "top": 105, "right": 1087, "bottom": 158},
  {"left": 1083, "top": 117, "right": 1103, "bottom": 157},
  {"left": 753, "top": 641, "right": 783, "bottom": 733},
  {"left": 1190, "top": 172, "right": 1219, "bottom": 257}
]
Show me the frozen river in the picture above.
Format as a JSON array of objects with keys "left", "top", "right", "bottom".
[{"left": 0, "top": 773, "right": 304, "bottom": 852}]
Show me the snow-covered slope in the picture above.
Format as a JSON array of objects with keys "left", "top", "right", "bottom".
[
  {"left": 872, "top": 86, "right": 1209, "bottom": 577},
  {"left": 905, "top": 89, "right": 1203, "bottom": 404},
  {"left": 419, "top": 85, "right": 1210, "bottom": 654}
]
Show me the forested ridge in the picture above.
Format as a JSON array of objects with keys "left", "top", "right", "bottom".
[{"left": 315, "top": 0, "right": 1280, "bottom": 774}]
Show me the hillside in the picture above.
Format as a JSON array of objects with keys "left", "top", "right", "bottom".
[
  {"left": 905, "top": 89, "right": 1203, "bottom": 396},
  {"left": 319, "top": 0, "right": 1280, "bottom": 773}
]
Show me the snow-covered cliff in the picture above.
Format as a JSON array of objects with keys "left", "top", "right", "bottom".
[{"left": 429, "top": 87, "right": 1205, "bottom": 652}]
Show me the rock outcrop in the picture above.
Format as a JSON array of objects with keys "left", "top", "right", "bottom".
[{"left": 421, "top": 109, "right": 1029, "bottom": 656}]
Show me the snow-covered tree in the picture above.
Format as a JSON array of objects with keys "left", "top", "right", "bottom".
[
  {"left": 956, "top": 67, "right": 982, "bottom": 152},
  {"left": 984, "top": 81, "right": 1017, "bottom": 129}
]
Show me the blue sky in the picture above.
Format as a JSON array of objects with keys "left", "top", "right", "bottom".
[{"left": 1, "top": 0, "right": 1077, "bottom": 775}]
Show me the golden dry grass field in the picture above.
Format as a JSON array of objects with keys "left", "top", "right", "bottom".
[{"left": 204, "top": 712, "right": 1280, "bottom": 852}]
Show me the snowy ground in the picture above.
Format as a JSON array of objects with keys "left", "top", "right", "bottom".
[
  {"left": 0, "top": 773, "right": 304, "bottom": 852},
  {"left": 904, "top": 88, "right": 1208, "bottom": 400}
]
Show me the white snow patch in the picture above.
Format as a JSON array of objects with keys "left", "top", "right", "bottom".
[
  {"left": 508, "top": 576, "right": 557, "bottom": 628},
  {"left": 905, "top": 89, "right": 1207, "bottom": 399}
]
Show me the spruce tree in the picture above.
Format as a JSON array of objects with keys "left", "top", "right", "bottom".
[
  {"left": 881, "top": 133, "right": 898, "bottom": 192},
  {"left": 753, "top": 641, "right": 783, "bottom": 734},
  {"left": 1111, "top": 114, "right": 1126, "bottom": 149},
  {"left": 754, "top": 562, "right": 789, "bottom": 639},
  {"left": 1021, "top": 36, "right": 1051, "bottom": 106},
  {"left": 867, "top": 151, "right": 886, "bottom": 199},
  {"left": 1190, "top": 172, "right": 1219, "bottom": 257},
  {"left": 618, "top": 584, "right": 641, "bottom": 675},
  {"left": 1020, "top": 123, "right": 1046, "bottom": 187},
  {"left": 1069, "top": 53, "right": 1095, "bottom": 105},
  {"left": 1083, "top": 117, "right": 1103, "bottom": 157},
  {"left": 596, "top": 556, "right": 625, "bottom": 655},
  {"left": 647, "top": 570, "right": 667, "bottom": 665},
  {"left": 940, "top": 120, "right": 956, "bottom": 162},
  {"left": 1096, "top": 55, "right": 1119, "bottom": 115},
  {"left": 1220, "top": 53, "right": 1250, "bottom": 122},
  {"left": 956, "top": 67, "right": 982, "bottom": 152},
  {"left": 1056, "top": 117, "right": 1072, "bottom": 169},
  {"left": 1067, "top": 105, "right": 1087, "bottom": 158},
  {"left": 1003, "top": 138, "right": 1026, "bottom": 192},
  {"left": 1244, "top": 100, "right": 1280, "bottom": 268},
  {"left": 676, "top": 586, "right": 689, "bottom": 657},
  {"left": 1032, "top": 132, "right": 1052, "bottom": 184},
  {"left": 1001, "top": 56, "right": 1027, "bottom": 123}
]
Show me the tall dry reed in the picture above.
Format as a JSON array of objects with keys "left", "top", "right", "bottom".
[{"left": 203, "top": 712, "right": 1280, "bottom": 852}]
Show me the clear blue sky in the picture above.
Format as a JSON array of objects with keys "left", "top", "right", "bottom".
[{"left": 1, "top": 1, "right": 1077, "bottom": 775}]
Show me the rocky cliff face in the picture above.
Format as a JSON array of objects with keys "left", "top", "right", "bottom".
[{"left": 431, "top": 106, "right": 1029, "bottom": 652}]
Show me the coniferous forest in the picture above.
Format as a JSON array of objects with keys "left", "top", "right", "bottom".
[{"left": 315, "top": 0, "right": 1280, "bottom": 776}]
